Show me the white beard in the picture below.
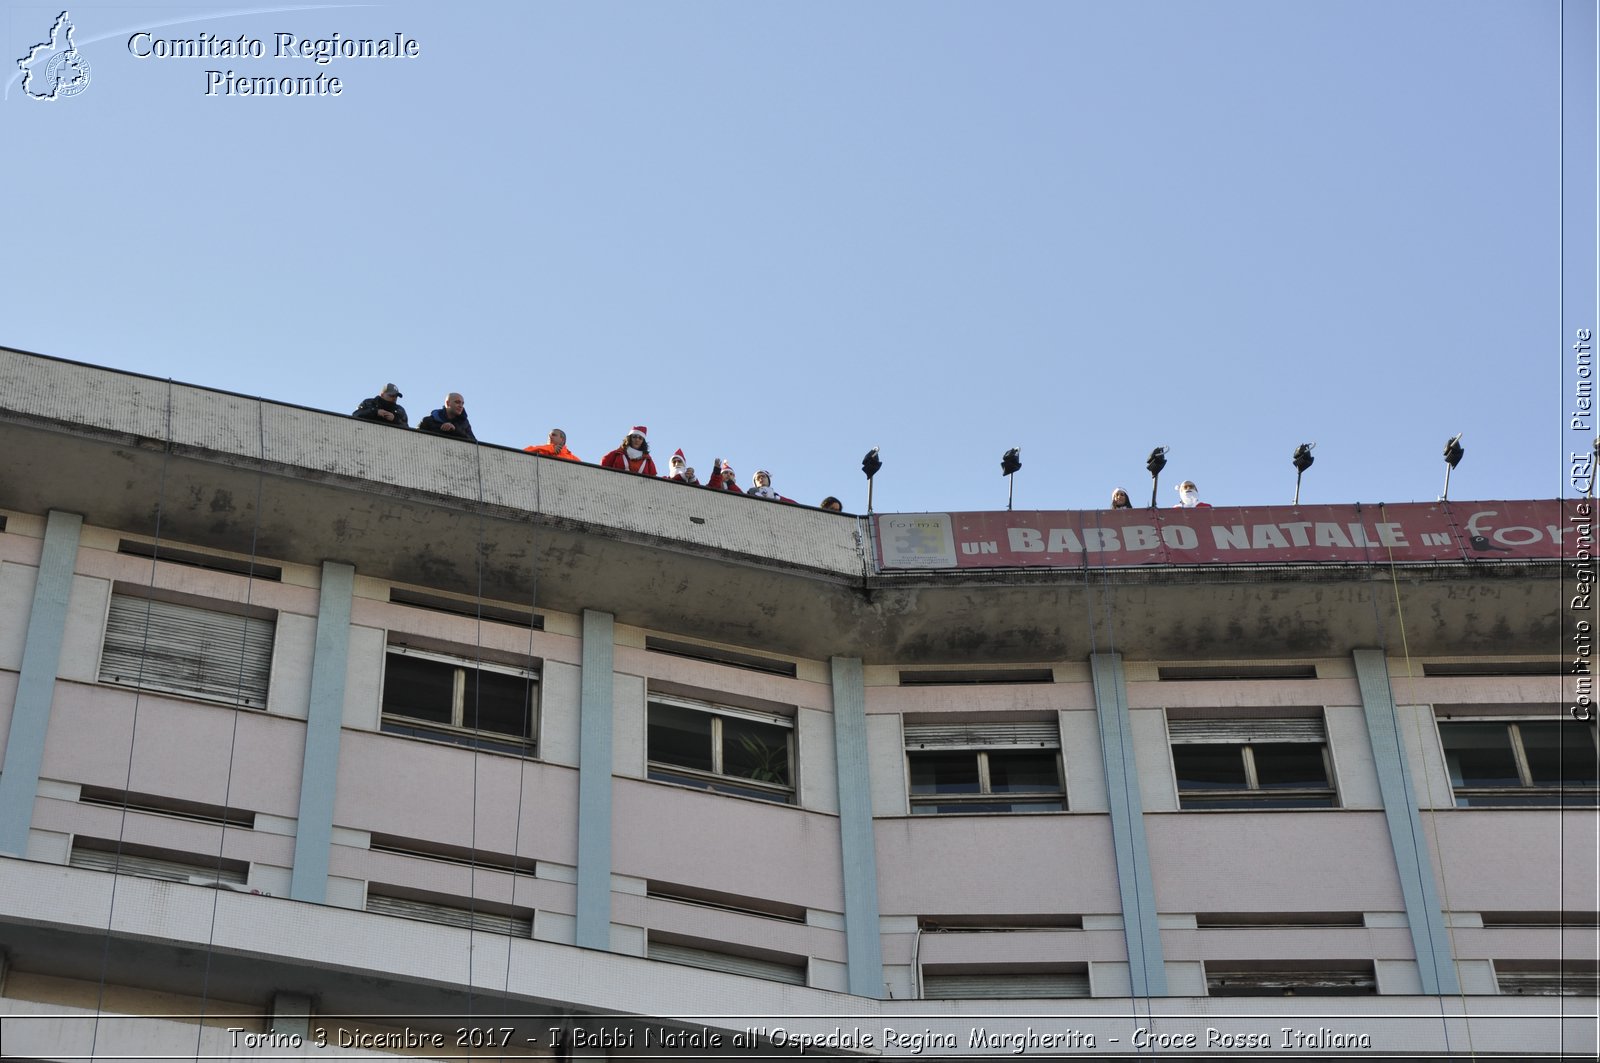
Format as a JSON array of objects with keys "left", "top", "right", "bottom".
[
  {"left": 1179, "top": 489, "right": 1199, "bottom": 507},
  {"left": 626, "top": 446, "right": 644, "bottom": 460}
]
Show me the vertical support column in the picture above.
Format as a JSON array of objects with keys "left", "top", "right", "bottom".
[
  {"left": 575, "top": 609, "right": 615, "bottom": 950},
  {"left": 0, "top": 510, "right": 82, "bottom": 857},
  {"left": 1352, "top": 648, "right": 1459, "bottom": 994},
  {"left": 829, "top": 656, "right": 884, "bottom": 998},
  {"left": 288, "top": 561, "right": 354, "bottom": 903},
  {"left": 1089, "top": 652, "right": 1167, "bottom": 997}
]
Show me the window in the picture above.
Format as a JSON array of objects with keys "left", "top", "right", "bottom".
[
  {"left": 100, "top": 592, "right": 275, "bottom": 708},
  {"left": 1168, "top": 717, "right": 1335, "bottom": 809},
  {"left": 381, "top": 647, "right": 537, "bottom": 755},
  {"left": 904, "top": 722, "right": 1065, "bottom": 814},
  {"left": 1438, "top": 719, "right": 1598, "bottom": 807},
  {"left": 1206, "top": 962, "right": 1376, "bottom": 996},
  {"left": 646, "top": 697, "right": 794, "bottom": 803}
]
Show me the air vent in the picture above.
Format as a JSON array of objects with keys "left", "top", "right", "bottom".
[
  {"left": 388, "top": 588, "right": 542, "bottom": 629},
  {"left": 369, "top": 835, "right": 531, "bottom": 876},
  {"left": 644, "top": 637, "right": 797, "bottom": 678},
  {"left": 78, "top": 786, "right": 255, "bottom": 829},
  {"left": 1423, "top": 661, "right": 1566, "bottom": 677},
  {"left": 918, "top": 914, "right": 1082, "bottom": 931},
  {"left": 1158, "top": 664, "right": 1317, "bottom": 681},
  {"left": 647, "top": 882, "right": 806, "bottom": 923},
  {"left": 899, "top": 669, "right": 1054, "bottom": 686},
  {"left": 118, "top": 539, "right": 282, "bottom": 581},
  {"left": 1196, "top": 912, "right": 1363, "bottom": 928},
  {"left": 1481, "top": 911, "right": 1600, "bottom": 928}
]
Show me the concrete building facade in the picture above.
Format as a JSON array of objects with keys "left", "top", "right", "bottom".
[{"left": 0, "top": 346, "right": 1594, "bottom": 1059}]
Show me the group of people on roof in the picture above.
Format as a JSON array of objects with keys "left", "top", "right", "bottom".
[
  {"left": 1110, "top": 482, "right": 1212, "bottom": 509},
  {"left": 352, "top": 385, "right": 845, "bottom": 512}
]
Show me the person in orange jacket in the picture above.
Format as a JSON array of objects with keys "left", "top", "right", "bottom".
[
  {"left": 601, "top": 425, "right": 657, "bottom": 476},
  {"left": 524, "top": 428, "right": 582, "bottom": 462}
]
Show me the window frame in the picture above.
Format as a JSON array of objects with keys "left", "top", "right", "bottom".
[
  {"left": 645, "top": 695, "right": 797, "bottom": 804},
  {"left": 1437, "top": 717, "right": 1599, "bottom": 807},
  {"left": 904, "top": 721, "right": 1067, "bottom": 815},
  {"left": 379, "top": 645, "right": 539, "bottom": 756},
  {"left": 1167, "top": 716, "right": 1338, "bottom": 810}
]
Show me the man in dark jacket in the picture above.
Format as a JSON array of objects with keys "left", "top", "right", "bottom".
[
  {"left": 352, "top": 383, "right": 408, "bottom": 427},
  {"left": 419, "top": 392, "right": 476, "bottom": 441}
]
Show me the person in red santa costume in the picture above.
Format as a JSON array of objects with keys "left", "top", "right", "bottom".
[
  {"left": 601, "top": 426, "right": 657, "bottom": 476},
  {"left": 665, "top": 448, "right": 700, "bottom": 484},
  {"left": 705, "top": 458, "right": 742, "bottom": 493}
]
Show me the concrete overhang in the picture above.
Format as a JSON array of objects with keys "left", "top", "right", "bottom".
[{"left": 0, "top": 347, "right": 1564, "bottom": 664}]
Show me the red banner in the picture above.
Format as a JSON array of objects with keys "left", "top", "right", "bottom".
[{"left": 872, "top": 500, "right": 1591, "bottom": 570}]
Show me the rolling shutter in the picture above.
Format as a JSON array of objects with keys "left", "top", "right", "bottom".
[
  {"left": 101, "top": 594, "right": 274, "bottom": 707},
  {"left": 904, "top": 722, "right": 1059, "bottom": 749},
  {"left": 1497, "top": 970, "right": 1600, "bottom": 996},
  {"left": 70, "top": 844, "right": 246, "bottom": 886},
  {"left": 1168, "top": 718, "right": 1325, "bottom": 744},
  {"left": 647, "top": 941, "right": 806, "bottom": 985},
  {"left": 922, "top": 971, "right": 1089, "bottom": 999},
  {"left": 365, "top": 893, "right": 532, "bottom": 937}
]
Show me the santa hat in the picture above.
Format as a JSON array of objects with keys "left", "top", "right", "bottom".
[
  {"left": 671, "top": 448, "right": 686, "bottom": 464},
  {"left": 627, "top": 425, "right": 648, "bottom": 438},
  {"left": 756, "top": 469, "right": 772, "bottom": 481},
  {"left": 721, "top": 462, "right": 735, "bottom": 475}
]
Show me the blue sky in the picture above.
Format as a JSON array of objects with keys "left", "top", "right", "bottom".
[{"left": 3, "top": 1, "right": 1593, "bottom": 514}]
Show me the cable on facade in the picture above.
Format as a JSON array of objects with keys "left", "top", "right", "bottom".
[
  {"left": 187, "top": 395, "right": 272, "bottom": 1056},
  {"left": 1363, "top": 502, "right": 1472, "bottom": 1056},
  {"left": 1080, "top": 509, "right": 1160, "bottom": 1054},
  {"left": 1377, "top": 503, "right": 1477, "bottom": 1060},
  {"left": 498, "top": 453, "right": 542, "bottom": 1019},
  {"left": 88, "top": 380, "right": 174, "bottom": 1061},
  {"left": 463, "top": 436, "right": 490, "bottom": 1046}
]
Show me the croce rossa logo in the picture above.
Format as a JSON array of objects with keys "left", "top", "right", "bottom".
[{"left": 17, "top": 10, "right": 91, "bottom": 100}]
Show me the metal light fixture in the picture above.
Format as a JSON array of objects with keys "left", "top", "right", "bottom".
[
  {"left": 1292, "top": 443, "right": 1316, "bottom": 505},
  {"left": 1000, "top": 448, "right": 1021, "bottom": 511},
  {"left": 1146, "top": 446, "right": 1169, "bottom": 509},
  {"left": 861, "top": 447, "right": 882, "bottom": 514},
  {"left": 1441, "top": 433, "right": 1464, "bottom": 501}
]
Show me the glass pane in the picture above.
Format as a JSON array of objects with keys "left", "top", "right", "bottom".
[
  {"left": 382, "top": 654, "right": 454, "bottom": 725},
  {"left": 466, "top": 669, "right": 534, "bottom": 740},
  {"left": 648, "top": 703, "right": 714, "bottom": 772},
  {"left": 987, "top": 751, "right": 1062, "bottom": 793},
  {"left": 908, "top": 752, "right": 980, "bottom": 795},
  {"left": 721, "top": 717, "right": 791, "bottom": 787},
  {"left": 1520, "top": 722, "right": 1599, "bottom": 787},
  {"left": 1172, "top": 744, "right": 1247, "bottom": 791},
  {"left": 1252, "top": 743, "right": 1330, "bottom": 789},
  {"left": 1440, "top": 723, "right": 1520, "bottom": 788}
]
